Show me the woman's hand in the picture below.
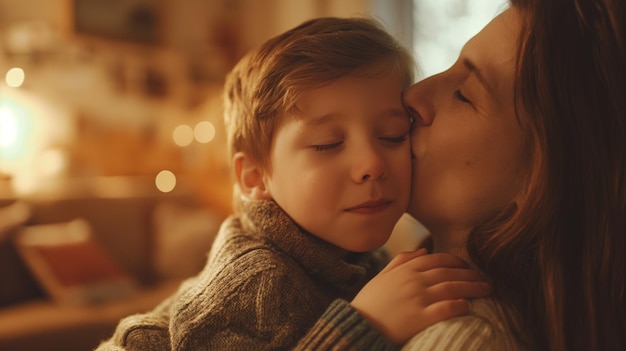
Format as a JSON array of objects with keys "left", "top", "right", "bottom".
[{"left": 350, "top": 249, "right": 491, "bottom": 345}]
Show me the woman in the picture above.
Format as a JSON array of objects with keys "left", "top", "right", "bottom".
[{"left": 297, "top": 0, "right": 626, "bottom": 350}]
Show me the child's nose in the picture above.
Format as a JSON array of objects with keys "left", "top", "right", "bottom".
[{"left": 352, "top": 146, "right": 386, "bottom": 183}]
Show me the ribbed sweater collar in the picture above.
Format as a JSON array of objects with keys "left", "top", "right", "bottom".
[{"left": 240, "top": 198, "right": 384, "bottom": 297}]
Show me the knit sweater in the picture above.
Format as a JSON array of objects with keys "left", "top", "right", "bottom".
[
  {"left": 96, "top": 199, "right": 389, "bottom": 351},
  {"left": 295, "top": 298, "right": 527, "bottom": 351}
]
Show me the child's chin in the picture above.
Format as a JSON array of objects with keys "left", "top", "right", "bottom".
[{"left": 344, "top": 237, "right": 390, "bottom": 253}]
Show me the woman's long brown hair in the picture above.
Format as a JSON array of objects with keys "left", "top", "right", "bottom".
[{"left": 467, "top": 0, "right": 626, "bottom": 350}]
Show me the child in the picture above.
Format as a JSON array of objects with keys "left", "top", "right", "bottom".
[{"left": 97, "top": 16, "right": 489, "bottom": 351}]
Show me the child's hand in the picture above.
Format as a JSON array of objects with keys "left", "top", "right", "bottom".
[{"left": 350, "top": 249, "right": 491, "bottom": 345}]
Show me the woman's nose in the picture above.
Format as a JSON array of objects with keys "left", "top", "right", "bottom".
[
  {"left": 403, "top": 77, "right": 435, "bottom": 126},
  {"left": 352, "top": 146, "right": 387, "bottom": 183}
]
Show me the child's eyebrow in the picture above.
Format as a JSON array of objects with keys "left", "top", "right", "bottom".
[
  {"left": 301, "top": 113, "right": 339, "bottom": 127},
  {"left": 301, "top": 108, "right": 408, "bottom": 127},
  {"left": 372, "top": 108, "right": 411, "bottom": 125}
]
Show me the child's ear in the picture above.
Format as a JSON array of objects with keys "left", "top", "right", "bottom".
[{"left": 233, "top": 152, "right": 271, "bottom": 200}]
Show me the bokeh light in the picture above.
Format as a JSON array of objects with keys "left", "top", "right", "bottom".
[
  {"left": 0, "top": 107, "right": 19, "bottom": 147},
  {"left": 172, "top": 124, "right": 194, "bottom": 147},
  {"left": 155, "top": 170, "right": 176, "bottom": 192},
  {"left": 194, "top": 121, "right": 216, "bottom": 143},
  {"left": 0, "top": 98, "right": 32, "bottom": 160},
  {"left": 5, "top": 67, "right": 25, "bottom": 88}
]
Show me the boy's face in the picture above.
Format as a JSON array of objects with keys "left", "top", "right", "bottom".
[{"left": 263, "top": 72, "right": 412, "bottom": 252}]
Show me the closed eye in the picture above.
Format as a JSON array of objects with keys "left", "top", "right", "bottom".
[
  {"left": 380, "top": 135, "right": 408, "bottom": 144},
  {"left": 454, "top": 89, "right": 472, "bottom": 103},
  {"left": 312, "top": 142, "right": 342, "bottom": 151}
]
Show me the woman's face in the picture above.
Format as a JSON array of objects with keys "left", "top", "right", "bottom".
[{"left": 404, "top": 8, "right": 527, "bottom": 236}]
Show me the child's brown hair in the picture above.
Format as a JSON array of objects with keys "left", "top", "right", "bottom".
[{"left": 223, "top": 16, "right": 415, "bottom": 194}]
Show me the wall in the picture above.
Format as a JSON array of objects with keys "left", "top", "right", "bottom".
[{"left": 0, "top": 0, "right": 403, "bottom": 212}]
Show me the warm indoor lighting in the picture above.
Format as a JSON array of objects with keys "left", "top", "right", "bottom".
[
  {"left": 194, "top": 121, "right": 216, "bottom": 143},
  {"left": 155, "top": 170, "right": 176, "bottom": 192},
  {"left": 0, "top": 99, "right": 31, "bottom": 159},
  {"left": 172, "top": 124, "right": 194, "bottom": 147},
  {"left": 37, "top": 148, "right": 68, "bottom": 177},
  {"left": 5, "top": 67, "right": 25, "bottom": 88},
  {"left": 0, "top": 91, "right": 63, "bottom": 195},
  {"left": 0, "top": 107, "right": 19, "bottom": 148}
]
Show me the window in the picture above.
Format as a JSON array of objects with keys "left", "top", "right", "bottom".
[{"left": 412, "top": 0, "right": 507, "bottom": 79}]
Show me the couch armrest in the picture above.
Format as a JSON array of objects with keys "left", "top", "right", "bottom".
[{"left": 0, "top": 279, "right": 181, "bottom": 351}]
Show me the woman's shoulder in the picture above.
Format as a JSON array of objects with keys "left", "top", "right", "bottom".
[{"left": 401, "top": 298, "right": 525, "bottom": 351}]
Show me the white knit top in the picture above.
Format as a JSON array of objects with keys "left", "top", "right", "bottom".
[{"left": 402, "top": 298, "right": 527, "bottom": 351}]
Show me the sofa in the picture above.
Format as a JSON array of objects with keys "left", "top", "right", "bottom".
[
  {"left": 0, "top": 181, "right": 225, "bottom": 351},
  {"left": 0, "top": 177, "right": 425, "bottom": 351}
]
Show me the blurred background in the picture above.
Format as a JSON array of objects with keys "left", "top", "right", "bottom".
[{"left": 0, "top": 1, "right": 505, "bottom": 350}]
